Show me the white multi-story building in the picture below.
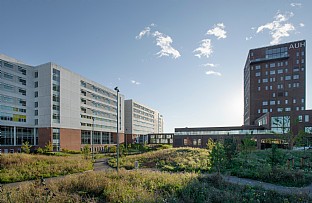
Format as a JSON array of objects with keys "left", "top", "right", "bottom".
[
  {"left": 124, "top": 99, "right": 163, "bottom": 143},
  {"left": 0, "top": 54, "right": 124, "bottom": 152}
]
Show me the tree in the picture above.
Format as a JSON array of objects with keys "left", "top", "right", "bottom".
[
  {"left": 82, "top": 145, "right": 90, "bottom": 159},
  {"left": 241, "top": 134, "right": 256, "bottom": 154},
  {"left": 224, "top": 137, "right": 238, "bottom": 167},
  {"left": 268, "top": 143, "right": 284, "bottom": 172},
  {"left": 44, "top": 141, "right": 53, "bottom": 153},
  {"left": 209, "top": 141, "right": 226, "bottom": 176},
  {"left": 21, "top": 141, "right": 32, "bottom": 154},
  {"left": 207, "top": 138, "right": 215, "bottom": 151}
]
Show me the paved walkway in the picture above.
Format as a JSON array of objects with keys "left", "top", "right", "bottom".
[{"left": 223, "top": 175, "right": 312, "bottom": 197}]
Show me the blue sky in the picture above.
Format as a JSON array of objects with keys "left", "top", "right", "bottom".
[{"left": 1, "top": 0, "right": 311, "bottom": 132}]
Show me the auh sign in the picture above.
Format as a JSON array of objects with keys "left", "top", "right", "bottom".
[{"left": 289, "top": 41, "right": 305, "bottom": 49}]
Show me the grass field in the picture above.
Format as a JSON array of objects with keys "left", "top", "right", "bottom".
[
  {"left": 0, "top": 153, "right": 92, "bottom": 183},
  {"left": 1, "top": 170, "right": 311, "bottom": 202}
]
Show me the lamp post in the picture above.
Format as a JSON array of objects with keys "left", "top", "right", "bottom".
[
  {"left": 114, "top": 87, "right": 120, "bottom": 172},
  {"left": 91, "top": 117, "right": 94, "bottom": 161}
]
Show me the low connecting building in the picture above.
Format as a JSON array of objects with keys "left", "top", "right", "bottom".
[
  {"left": 0, "top": 54, "right": 163, "bottom": 153},
  {"left": 174, "top": 40, "right": 312, "bottom": 149}
]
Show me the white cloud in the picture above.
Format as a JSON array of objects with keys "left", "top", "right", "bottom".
[
  {"left": 136, "top": 26, "right": 151, "bottom": 39},
  {"left": 131, "top": 80, "right": 141, "bottom": 85},
  {"left": 202, "top": 63, "right": 219, "bottom": 67},
  {"left": 290, "top": 3, "right": 302, "bottom": 7},
  {"left": 205, "top": 70, "right": 222, "bottom": 76},
  {"left": 299, "top": 23, "right": 305, "bottom": 27},
  {"left": 152, "top": 31, "right": 181, "bottom": 59},
  {"left": 193, "top": 39, "right": 213, "bottom": 58},
  {"left": 136, "top": 24, "right": 181, "bottom": 59},
  {"left": 256, "top": 11, "right": 295, "bottom": 45},
  {"left": 246, "top": 36, "right": 253, "bottom": 41},
  {"left": 206, "top": 23, "right": 227, "bottom": 39}
]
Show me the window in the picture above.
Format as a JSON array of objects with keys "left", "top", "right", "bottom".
[
  {"left": 277, "top": 108, "right": 283, "bottom": 112},
  {"left": 270, "top": 70, "right": 275, "bottom": 75},
  {"left": 262, "top": 109, "right": 268, "bottom": 113},
  {"left": 18, "top": 67, "right": 26, "bottom": 75},
  {"left": 4, "top": 62, "right": 13, "bottom": 69},
  {"left": 301, "top": 98, "right": 305, "bottom": 103},
  {"left": 35, "top": 110, "right": 38, "bottom": 116},
  {"left": 53, "top": 84, "right": 60, "bottom": 92},
  {"left": 293, "top": 83, "right": 299, "bottom": 88},
  {"left": 270, "top": 78, "right": 275, "bottom": 82},
  {"left": 258, "top": 109, "right": 261, "bottom": 114},
  {"left": 255, "top": 65, "right": 260, "bottom": 70},
  {"left": 35, "top": 119, "right": 38, "bottom": 125},
  {"left": 19, "top": 88, "right": 26, "bottom": 96},
  {"left": 285, "top": 92, "right": 288, "bottom": 96},
  {"left": 34, "top": 81, "right": 38, "bottom": 88},
  {"left": 263, "top": 78, "right": 268, "bottom": 83},
  {"left": 293, "top": 99, "right": 296, "bottom": 104},
  {"left": 270, "top": 63, "right": 275, "bottom": 68},
  {"left": 270, "top": 100, "right": 275, "bottom": 105},
  {"left": 293, "top": 68, "right": 299, "bottom": 72},
  {"left": 53, "top": 69, "right": 60, "bottom": 82},
  {"left": 18, "top": 77, "right": 26, "bottom": 86},
  {"left": 277, "top": 69, "right": 283, "bottom": 74},
  {"left": 272, "top": 93, "right": 276, "bottom": 97},
  {"left": 2, "top": 83, "right": 14, "bottom": 92},
  {"left": 298, "top": 115, "right": 303, "bottom": 122},
  {"left": 296, "top": 60, "right": 299, "bottom": 64},
  {"left": 257, "top": 86, "right": 261, "bottom": 91},
  {"left": 293, "top": 75, "right": 299, "bottom": 80},
  {"left": 3, "top": 72, "right": 14, "bottom": 80},
  {"left": 35, "top": 91, "right": 38, "bottom": 98},
  {"left": 255, "top": 72, "right": 261, "bottom": 77},
  {"left": 35, "top": 102, "right": 38, "bottom": 108},
  {"left": 53, "top": 104, "right": 60, "bottom": 111},
  {"left": 35, "top": 71, "right": 38, "bottom": 78},
  {"left": 301, "top": 59, "right": 305, "bottom": 64},
  {"left": 285, "top": 107, "right": 291, "bottom": 112},
  {"left": 262, "top": 101, "right": 268, "bottom": 106},
  {"left": 285, "top": 76, "right": 291, "bottom": 80},
  {"left": 305, "top": 115, "right": 309, "bottom": 122},
  {"left": 277, "top": 84, "right": 283, "bottom": 90}
]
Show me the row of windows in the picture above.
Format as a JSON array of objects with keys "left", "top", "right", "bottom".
[
  {"left": 0, "top": 112, "right": 26, "bottom": 122},
  {"left": 0, "top": 105, "right": 26, "bottom": 113},
  {"left": 0, "top": 70, "right": 27, "bottom": 86},
  {"left": 0, "top": 126, "right": 37, "bottom": 146},
  {"left": 0, "top": 94, "right": 26, "bottom": 106},
  {"left": 0, "top": 60, "right": 27, "bottom": 76},
  {"left": 80, "top": 122, "right": 117, "bottom": 130},
  {"left": 133, "top": 102, "right": 155, "bottom": 114},
  {"left": 257, "top": 82, "right": 301, "bottom": 92},
  {"left": 133, "top": 108, "right": 154, "bottom": 118},
  {"left": 133, "top": 113, "right": 154, "bottom": 123},
  {"left": 81, "top": 80, "right": 117, "bottom": 100},
  {"left": 262, "top": 98, "right": 304, "bottom": 106},
  {"left": 258, "top": 106, "right": 305, "bottom": 114},
  {"left": 81, "top": 90, "right": 117, "bottom": 107}
]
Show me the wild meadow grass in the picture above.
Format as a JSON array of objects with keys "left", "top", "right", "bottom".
[
  {"left": 108, "top": 147, "right": 210, "bottom": 172},
  {"left": 0, "top": 153, "right": 93, "bottom": 183},
  {"left": 229, "top": 149, "right": 312, "bottom": 187},
  {"left": 1, "top": 170, "right": 311, "bottom": 203}
]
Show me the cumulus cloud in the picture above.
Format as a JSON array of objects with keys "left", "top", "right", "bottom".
[
  {"left": 131, "top": 80, "right": 141, "bottom": 85},
  {"left": 205, "top": 70, "right": 222, "bottom": 76},
  {"left": 193, "top": 39, "right": 213, "bottom": 58},
  {"left": 202, "top": 63, "right": 219, "bottom": 67},
  {"left": 152, "top": 31, "right": 181, "bottom": 59},
  {"left": 299, "top": 23, "right": 305, "bottom": 27},
  {"left": 206, "top": 23, "right": 227, "bottom": 39},
  {"left": 256, "top": 11, "right": 295, "bottom": 45},
  {"left": 290, "top": 3, "right": 302, "bottom": 7},
  {"left": 136, "top": 24, "right": 181, "bottom": 59}
]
